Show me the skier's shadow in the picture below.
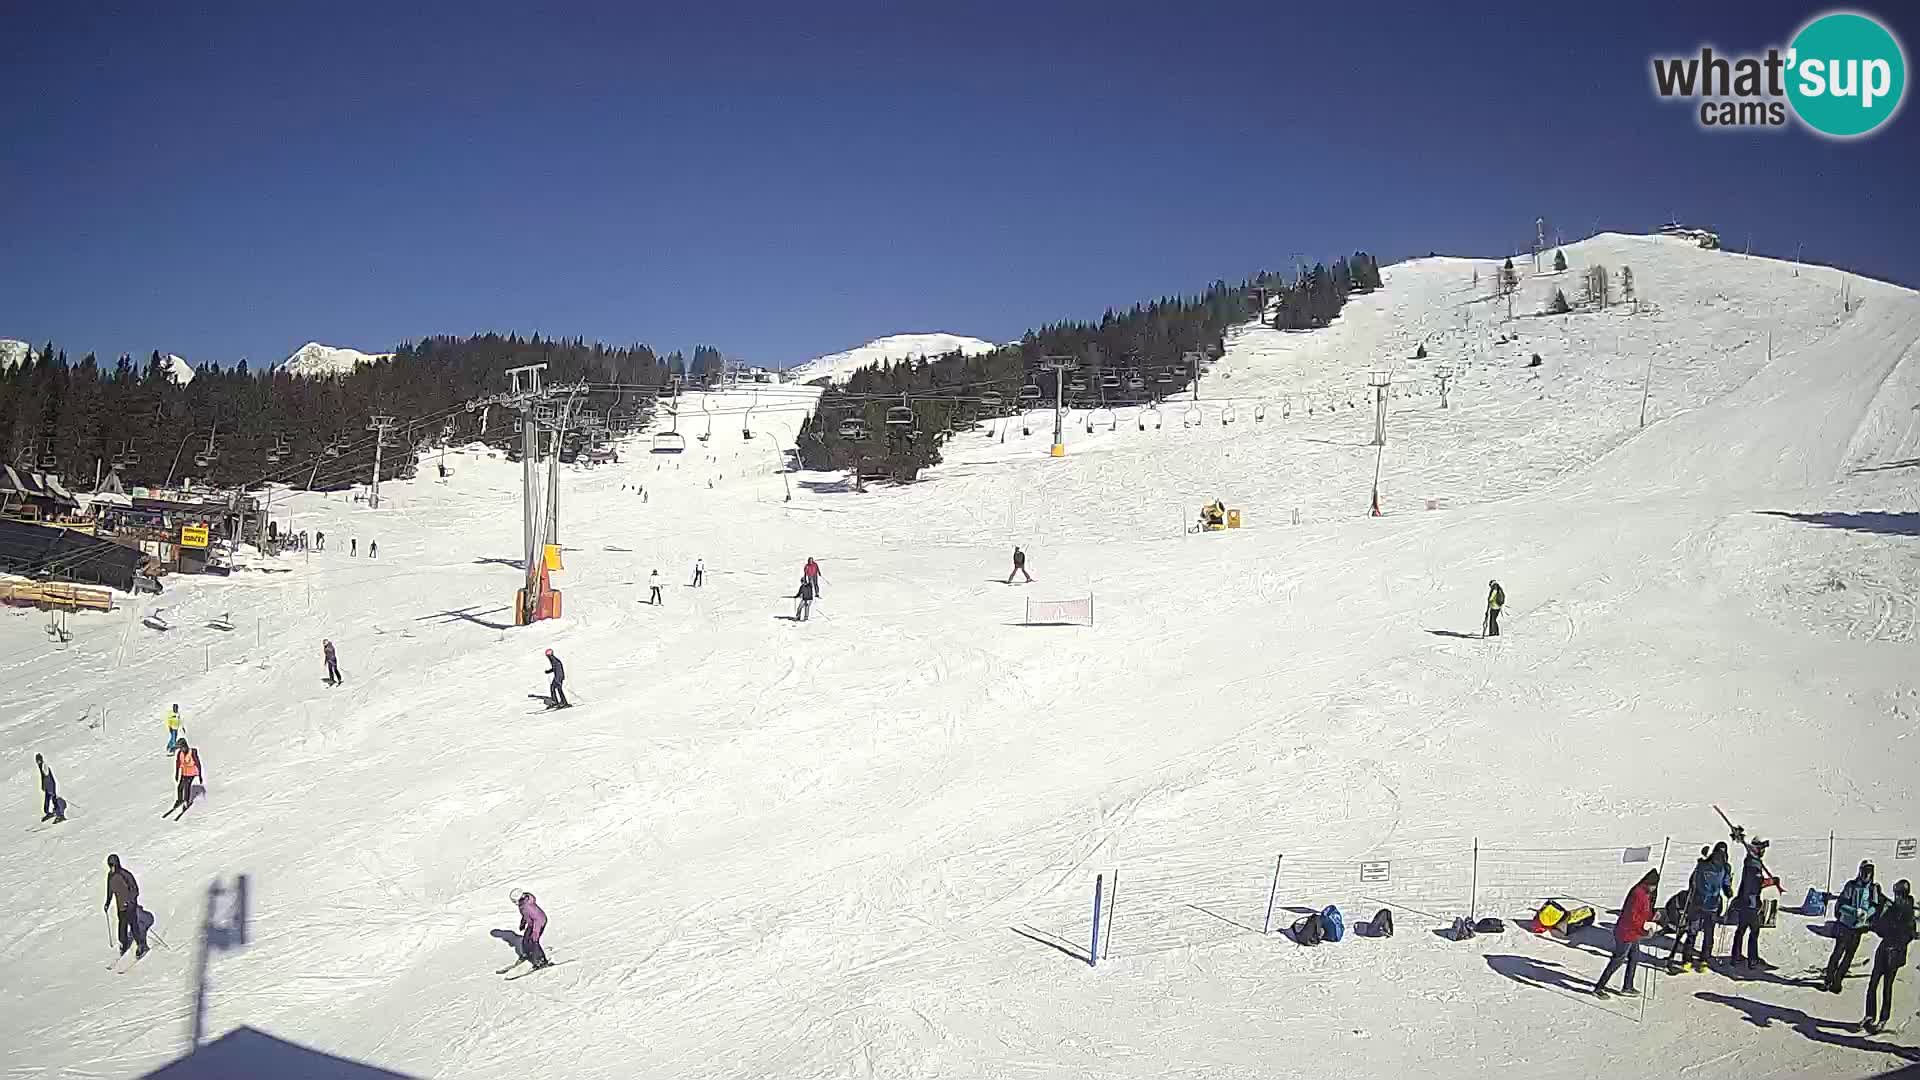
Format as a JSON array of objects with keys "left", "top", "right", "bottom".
[
  {"left": 491, "top": 928, "right": 525, "bottom": 956},
  {"left": 1426, "top": 629, "right": 1481, "bottom": 639}
]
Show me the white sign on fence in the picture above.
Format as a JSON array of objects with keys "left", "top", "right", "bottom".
[
  {"left": 1358, "top": 861, "right": 1391, "bottom": 884},
  {"left": 1025, "top": 596, "right": 1094, "bottom": 627},
  {"left": 1897, "top": 838, "right": 1917, "bottom": 860},
  {"left": 1622, "top": 846, "right": 1652, "bottom": 864}
]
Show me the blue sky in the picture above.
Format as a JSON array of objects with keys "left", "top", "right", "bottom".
[{"left": 3, "top": 1, "right": 1915, "bottom": 369}]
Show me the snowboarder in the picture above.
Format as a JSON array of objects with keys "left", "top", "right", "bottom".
[
  {"left": 323, "top": 639, "right": 342, "bottom": 685},
  {"left": 543, "top": 649, "right": 569, "bottom": 709},
  {"left": 503, "top": 889, "right": 551, "bottom": 973},
  {"left": 1728, "top": 833, "right": 1775, "bottom": 969},
  {"left": 36, "top": 753, "right": 62, "bottom": 822},
  {"left": 1668, "top": 842, "right": 1732, "bottom": 972},
  {"left": 1862, "top": 879, "right": 1914, "bottom": 1033},
  {"left": 794, "top": 576, "right": 815, "bottom": 622},
  {"left": 369, "top": 540, "right": 378, "bottom": 559},
  {"left": 648, "top": 570, "right": 663, "bottom": 606},
  {"left": 1824, "top": 861, "right": 1885, "bottom": 993},
  {"left": 803, "top": 557, "right": 821, "bottom": 597},
  {"left": 1007, "top": 546, "right": 1032, "bottom": 584},
  {"left": 1485, "top": 580, "right": 1505, "bottom": 637},
  {"left": 691, "top": 559, "right": 704, "bottom": 588},
  {"left": 103, "top": 854, "right": 148, "bottom": 959},
  {"left": 1594, "top": 868, "right": 1658, "bottom": 997},
  {"left": 167, "top": 739, "right": 203, "bottom": 818},
  {"left": 316, "top": 530, "right": 325, "bottom": 551},
  {"left": 165, "top": 704, "right": 183, "bottom": 753}
]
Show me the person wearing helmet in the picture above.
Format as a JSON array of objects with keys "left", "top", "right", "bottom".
[
  {"left": 1668, "top": 842, "right": 1732, "bottom": 973},
  {"left": 501, "top": 889, "right": 550, "bottom": 975},
  {"left": 1824, "top": 860, "right": 1885, "bottom": 993},
  {"left": 103, "top": 854, "right": 148, "bottom": 958},
  {"left": 167, "top": 738, "right": 204, "bottom": 819},
  {"left": 543, "top": 649, "right": 569, "bottom": 709},
  {"left": 1729, "top": 834, "right": 1775, "bottom": 969},
  {"left": 1485, "top": 580, "right": 1506, "bottom": 637},
  {"left": 165, "top": 704, "right": 183, "bottom": 753},
  {"left": 1863, "top": 879, "right": 1916, "bottom": 1034}
]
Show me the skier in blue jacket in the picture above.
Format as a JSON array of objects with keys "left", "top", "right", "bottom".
[
  {"left": 1823, "top": 861, "right": 1885, "bottom": 993},
  {"left": 1669, "top": 842, "right": 1733, "bottom": 973}
]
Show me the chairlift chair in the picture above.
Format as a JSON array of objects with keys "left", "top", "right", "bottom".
[
  {"left": 1182, "top": 405, "right": 1202, "bottom": 428},
  {"left": 1068, "top": 377, "right": 1087, "bottom": 393},
  {"left": 838, "top": 418, "right": 868, "bottom": 440},
  {"left": 1127, "top": 374, "right": 1145, "bottom": 390},
  {"left": 1101, "top": 373, "right": 1120, "bottom": 390},
  {"left": 1221, "top": 404, "right": 1237, "bottom": 426},
  {"left": 885, "top": 398, "right": 914, "bottom": 428},
  {"left": 1019, "top": 384, "right": 1041, "bottom": 404},
  {"left": 979, "top": 391, "right": 1004, "bottom": 411},
  {"left": 1255, "top": 403, "right": 1268, "bottom": 422},
  {"left": 652, "top": 432, "right": 686, "bottom": 454}
]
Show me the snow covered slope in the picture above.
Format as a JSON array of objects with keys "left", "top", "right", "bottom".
[
  {"left": 0, "top": 338, "right": 34, "bottom": 369},
  {"left": 788, "top": 331, "right": 996, "bottom": 383},
  {"left": 277, "top": 341, "right": 394, "bottom": 377},
  {"left": 5, "top": 235, "right": 1918, "bottom": 1080}
]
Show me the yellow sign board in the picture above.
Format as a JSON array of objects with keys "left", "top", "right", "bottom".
[
  {"left": 543, "top": 544, "right": 564, "bottom": 572},
  {"left": 180, "top": 524, "right": 210, "bottom": 549}
]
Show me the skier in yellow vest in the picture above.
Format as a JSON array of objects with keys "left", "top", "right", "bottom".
[
  {"left": 164, "top": 705, "right": 183, "bottom": 753},
  {"left": 1485, "top": 581, "right": 1505, "bottom": 637}
]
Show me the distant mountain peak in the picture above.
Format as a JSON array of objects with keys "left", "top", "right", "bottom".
[{"left": 278, "top": 342, "right": 394, "bottom": 377}]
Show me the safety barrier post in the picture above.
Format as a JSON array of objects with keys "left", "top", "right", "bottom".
[
  {"left": 1103, "top": 870, "right": 1118, "bottom": 961},
  {"left": 1263, "top": 854, "right": 1283, "bottom": 935},
  {"left": 1827, "top": 832, "right": 1836, "bottom": 896},
  {"left": 1469, "top": 839, "right": 1480, "bottom": 920},
  {"left": 1090, "top": 874, "right": 1103, "bottom": 968}
]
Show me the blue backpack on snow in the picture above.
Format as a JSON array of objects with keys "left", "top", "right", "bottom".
[{"left": 1321, "top": 905, "right": 1345, "bottom": 942}]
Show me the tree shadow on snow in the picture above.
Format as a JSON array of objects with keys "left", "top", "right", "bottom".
[
  {"left": 1757, "top": 511, "right": 1920, "bottom": 537},
  {"left": 1694, "top": 991, "right": 1920, "bottom": 1064}
]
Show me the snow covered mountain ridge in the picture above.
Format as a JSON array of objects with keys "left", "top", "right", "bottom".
[
  {"left": 277, "top": 341, "right": 394, "bottom": 377},
  {"left": 0, "top": 339, "right": 34, "bottom": 369},
  {"left": 788, "top": 332, "right": 998, "bottom": 384}
]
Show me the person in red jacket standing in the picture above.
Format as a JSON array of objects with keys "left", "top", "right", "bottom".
[
  {"left": 802, "top": 557, "right": 821, "bottom": 598},
  {"left": 1594, "top": 868, "right": 1660, "bottom": 997}
]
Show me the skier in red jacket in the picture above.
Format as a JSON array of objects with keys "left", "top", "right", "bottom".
[
  {"left": 802, "top": 558, "right": 821, "bottom": 597},
  {"left": 1594, "top": 868, "right": 1660, "bottom": 997}
]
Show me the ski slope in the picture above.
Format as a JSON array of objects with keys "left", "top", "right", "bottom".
[{"left": 5, "top": 235, "right": 1919, "bottom": 1079}]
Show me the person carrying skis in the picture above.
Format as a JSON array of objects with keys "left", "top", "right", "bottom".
[
  {"left": 692, "top": 559, "right": 704, "bottom": 588},
  {"left": 323, "top": 639, "right": 342, "bottom": 685},
  {"left": 543, "top": 649, "right": 569, "bottom": 709},
  {"left": 505, "top": 889, "right": 551, "bottom": 972},
  {"left": 1863, "top": 879, "right": 1915, "bottom": 1034},
  {"left": 1594, "top": 868, "right": 1659, "bottom": 997},
  {"left": 648, "top": 570, "right": 664, "bottom": 606},
  {"left": 1007, "top": 546, "right": 1032, "bottom": 584},
  {"left": 794, "top": 576, "right": 815, "bottom": 622},
  {"left": 1668, "top": 842, "right": 1732, "bottom": 973},
  {"left": 1485, "top": 580, "right": 1506, "bottom": 637},
  {"left": 1728, "top": 832, "right": 1775, "bottom": 969},
  {"left": 803, "top": 557, "right": 821, "bottom": 598},
  {"left": 168, "top": 739, "right": 203, "bottom": 818},
  {"left": 1825, "top": 860, "right": 1885, "bottom": 993},
  {"left": 165, "top": 704, "right": 183, "bottom": 753},
  {"left": 103, "top": 854, "right": 149, "bottom": 959},
  {"left": 36, "top": 753, "right": 62, "bottom": 822}
]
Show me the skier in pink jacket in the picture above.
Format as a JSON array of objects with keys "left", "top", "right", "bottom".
[{"left": 507, "top": 889, "right": 550, "bottom": 972}]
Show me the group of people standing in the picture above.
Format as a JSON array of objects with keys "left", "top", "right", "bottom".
[{"left": 1594, "top": 827, "right": 1918, "bottom": 1034}]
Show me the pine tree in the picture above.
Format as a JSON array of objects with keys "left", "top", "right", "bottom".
[
  {"left": 1621, "top": 266, "right": 1635, "bottom": 302},
  {"left": 1550, "top": 289, "right": 1571, "bottom": 314},
  {"left": 1500, "top": 256, "right": 1519, "bottom": 296},
  {"left": 1553, "top": 249, "right": 1567, "bottom": 273}
]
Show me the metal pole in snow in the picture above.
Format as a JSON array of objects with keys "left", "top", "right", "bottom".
[
  {"left": 1470, "top": 839, "right": 1480, "bottom": 920},
  {"left": 1828, "top": 832, "right": 1836, "bottom": 897},
  {"left": 1263, "top": 854, "right": 1284, "bottom": 935},
  {"left": 1103, "top": 871, "right": 1118, "bottom": 961},
  {"left": 1090, "top": 874, "right": 1103, "bottom": 968}
]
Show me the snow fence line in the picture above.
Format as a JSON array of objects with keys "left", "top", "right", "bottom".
[{"left": 1022, "top": 832, "right": 1918, "bottom": 968}]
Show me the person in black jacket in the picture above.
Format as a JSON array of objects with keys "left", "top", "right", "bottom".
[
  {"left": 36, "top": 754, "right": 62, "bottom": 822},
  {"left": 1728, "top": 836, "right": 1774, "bottom": 969},
  {"left": 543, "top": 649, "right": 568, "bottom": 709},
  {"left": 1863, "top": 879, "right": 1916, "bottom": 1034},
  {"left": 103, "top": 854, "right": 148, "bottom": 958}
]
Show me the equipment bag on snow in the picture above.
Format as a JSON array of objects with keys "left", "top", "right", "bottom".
[
  {"left": 1659, "top": 889, "right": 1691, "bottom": 930},
  {"left": 1290, "top": 913, "right": 1325, "bottom": 946},
  {"left": 1450, "top": 916, "right": 1477, "bottom": 942},
  {"left": 1473, "top": 917, "right": 1506, "bottom": 935},
  {"left": 1368, "top": 908, "right": 1395, "bottom": 938},
  {"left": 1804, "top": 887, "right": 1830, "bottom": 917},
  {"left": 1320, "top": 906, "right": 1346, "bottom": 943},
  {"left": 1560, "top": 905, "right": 1597, "bottom": 934}
]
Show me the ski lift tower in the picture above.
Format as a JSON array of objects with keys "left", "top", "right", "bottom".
[
  {"left": 1041, "top": 354, "right": 1078, "bottom": 458},
  {"left": 365, "top": 415, "right": 396, "bottom": 508},
  {"left": 1368, "top": 370, "right": 1392, "bottom": 446}
]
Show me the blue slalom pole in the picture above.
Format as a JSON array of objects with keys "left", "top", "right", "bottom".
[{"left": 1090, "top": 874, "right": 1103, "bottom": 968}]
